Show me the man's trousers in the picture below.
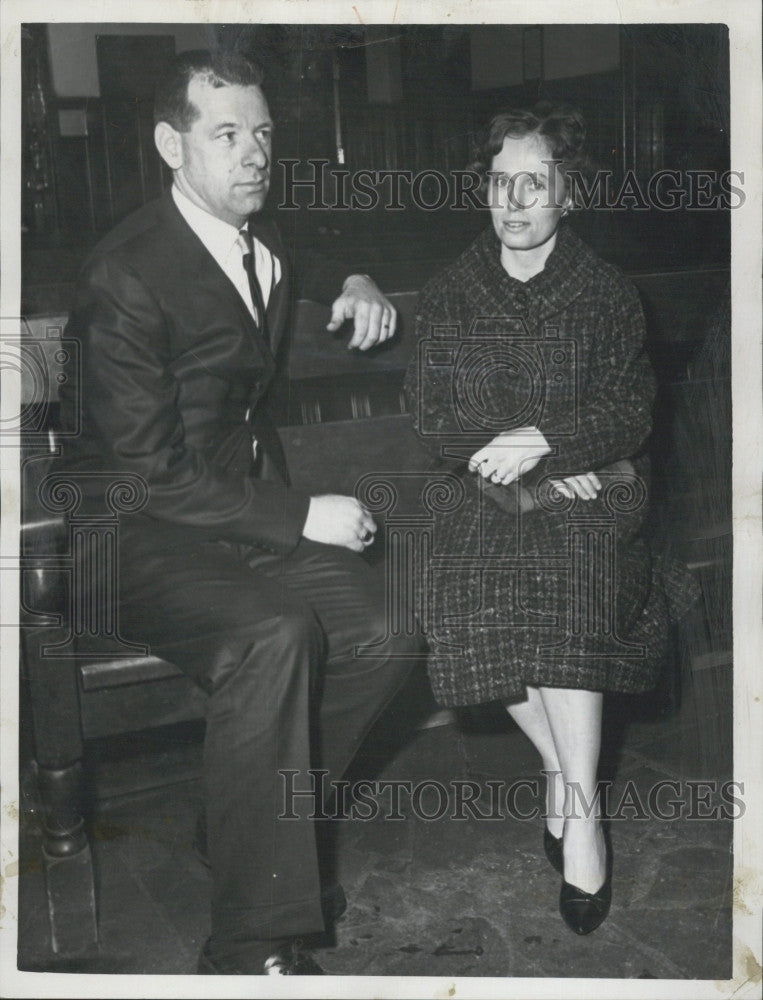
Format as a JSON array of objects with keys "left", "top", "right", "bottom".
[{"left": 116, "top": 527, "right": 419, "bottom": 960}]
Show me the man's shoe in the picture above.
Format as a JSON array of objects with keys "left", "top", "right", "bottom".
[
  {"left": 198, "top": 937, "right": 324, "bottom": 975},
  {"left": 263, "top": 942, "right": 325, "bottom": 975}
]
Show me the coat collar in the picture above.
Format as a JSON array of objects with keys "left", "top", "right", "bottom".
[{"left": 469, "top": 223, "right": 599, "bottom": 319}]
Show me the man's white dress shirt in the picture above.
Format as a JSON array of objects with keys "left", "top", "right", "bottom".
[
  {"left": 172, "top": 185, "right": 282, "bottom": 457},
  {"left": 172, "top": 184, "right": 281, "bottom": 321}
]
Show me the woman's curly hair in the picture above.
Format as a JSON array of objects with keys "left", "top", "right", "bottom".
[{"left": 470, "top": 102, "right": 591, "bottom": 208}]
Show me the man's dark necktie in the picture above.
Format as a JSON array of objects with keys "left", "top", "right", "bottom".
[{"left": 238, "top": 228, "right": 269, "bottom": 344}]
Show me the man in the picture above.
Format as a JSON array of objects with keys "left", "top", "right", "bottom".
[{"left": 59, "top": 49, "right": 418, "bottom": 975}]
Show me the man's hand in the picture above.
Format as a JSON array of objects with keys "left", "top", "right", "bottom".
[
  {"left": 469, "top": 427, "right": 551, "bottom": 486},
  {"left": 303, "top": 495, "right": 377, "bottom": 552},
  {"left": 549, "top": 472, "right": 602, "bottom": 501},
  {"left": 327, "top": 274, "right": 397, "bottom": 351}
]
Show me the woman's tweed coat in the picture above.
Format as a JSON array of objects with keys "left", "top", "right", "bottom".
[{"left": 404, "top": 223, "right": 675, "bottom": 707}]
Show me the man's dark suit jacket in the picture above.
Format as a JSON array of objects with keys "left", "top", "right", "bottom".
[{"left": 60, "top": 190, "right": 338, "bottom": 555}]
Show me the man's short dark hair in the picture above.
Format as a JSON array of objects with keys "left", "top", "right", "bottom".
[{"left": 154, "top": 49, "right": 265, "bottom": 131}]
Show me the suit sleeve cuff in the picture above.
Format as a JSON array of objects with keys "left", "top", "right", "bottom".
[{"left": 269, "top": 486, "right": 312, "bottom": 554}]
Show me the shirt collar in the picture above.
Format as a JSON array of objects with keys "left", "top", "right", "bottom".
[{"left": 172, "top": 185, "right": 243, "bottom": 267}]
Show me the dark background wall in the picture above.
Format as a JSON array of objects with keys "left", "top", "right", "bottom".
[{"left": 22, "top": 22, "right": 730, "bottom": 317}]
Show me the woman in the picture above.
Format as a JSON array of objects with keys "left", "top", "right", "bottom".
[{"left": 405, "top": 105, "right": 685, "bottom": 935}]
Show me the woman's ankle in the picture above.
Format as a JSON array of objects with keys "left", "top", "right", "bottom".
[{"left": 542, "top": 767, "right": 565, "bottom": 837}]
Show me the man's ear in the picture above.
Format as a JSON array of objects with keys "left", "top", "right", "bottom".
[{"left": 154, "top": 121, "right": 183, "bottom": 170}]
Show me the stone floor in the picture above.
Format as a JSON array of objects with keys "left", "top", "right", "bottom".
[{"left": 16, "top": 661, "right": 734, "bottom": 986}]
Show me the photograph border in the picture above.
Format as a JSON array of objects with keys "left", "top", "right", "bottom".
[{"left": 1, "top": 2, "right": 760, "bottom": 998}]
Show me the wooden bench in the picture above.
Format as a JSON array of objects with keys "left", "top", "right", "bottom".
[{"left": 17, "top": 293, "right": 430, "bottom": 953}]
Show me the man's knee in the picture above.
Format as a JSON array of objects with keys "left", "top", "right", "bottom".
[
  {"left": 207, "top": 607, "right": 323, "bottom": 695},
  {"left": 358, "top": 593, "right": 425, "bottom": 657},
  {"left": 273, "top": 607, "right": 324, "bottom": 655}
]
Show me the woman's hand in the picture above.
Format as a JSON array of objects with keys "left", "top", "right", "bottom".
[
  {"left": 549, "top": 472, "right": 602, "bottom": 501},
  {"left": 469, "top": 427, "right": 551, "bottom": 485}
]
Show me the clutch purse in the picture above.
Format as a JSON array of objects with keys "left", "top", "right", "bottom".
[{"left": 475, "top": 458, "right": 636, "bottom": 514}]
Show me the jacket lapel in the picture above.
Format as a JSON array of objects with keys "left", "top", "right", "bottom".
[{"left": 157, "top": 193, "right": 277, "bottom": 370}]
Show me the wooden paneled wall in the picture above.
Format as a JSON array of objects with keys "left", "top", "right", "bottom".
[{"left": 50, "top": 99, "right": 168, "bottom": 232}]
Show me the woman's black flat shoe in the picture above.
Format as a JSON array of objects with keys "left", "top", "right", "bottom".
[
  {"left": 543, "top": 827, "right": 564, "bottom": 874},
  {"left": 559, "top": 874, "right": 612, "bottom": 935}
]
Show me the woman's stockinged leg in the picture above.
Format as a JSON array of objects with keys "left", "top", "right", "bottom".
[
  {"left": 504, "top": 687, "right": 565, "bottom": 838},
  {"left": 538, "top": 686, "right": 607, "bottom": 895}
]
